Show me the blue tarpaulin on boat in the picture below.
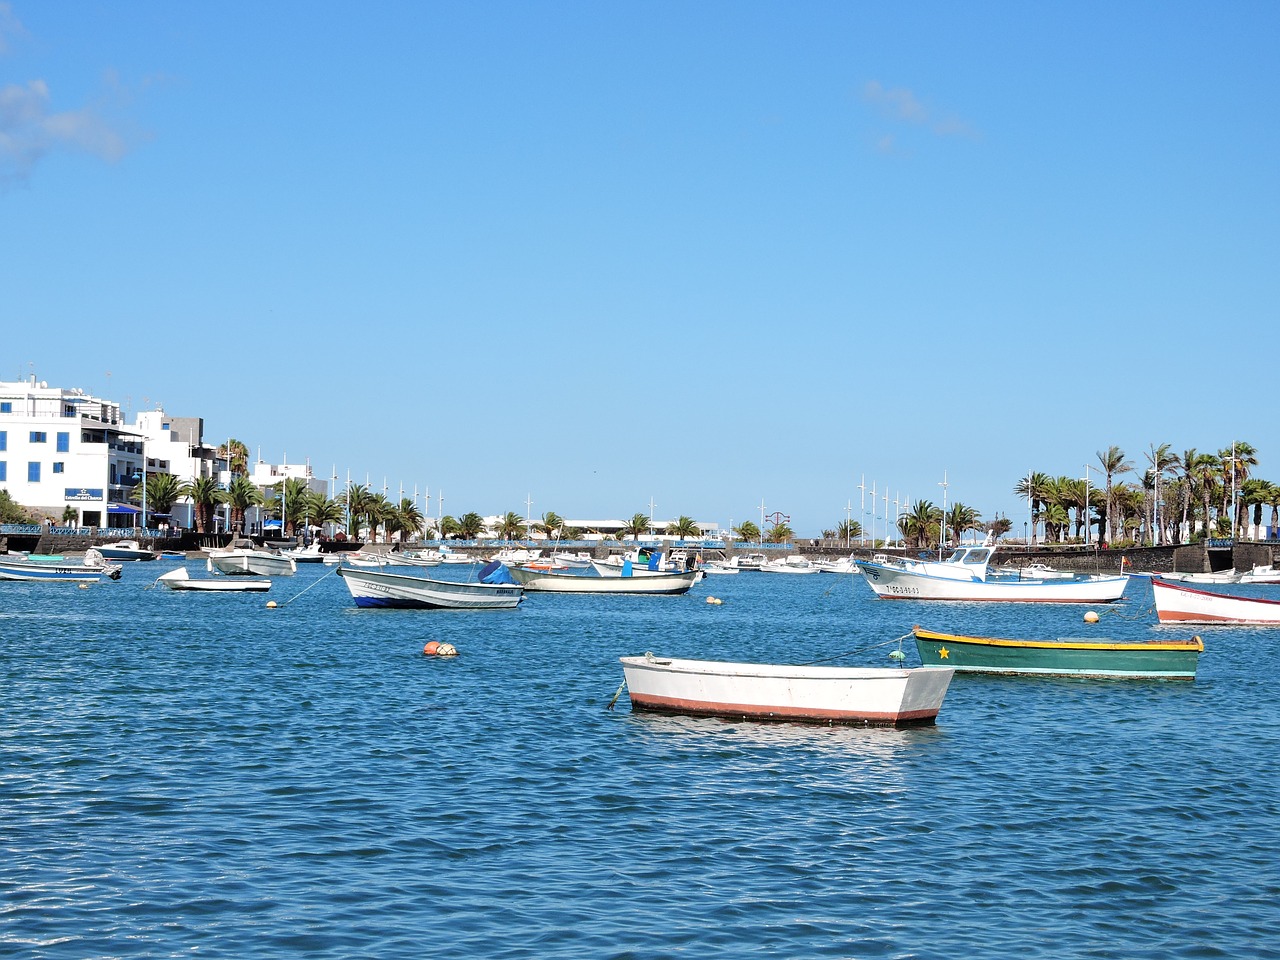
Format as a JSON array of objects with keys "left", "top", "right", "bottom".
[{"left": 479, "top": 561, "right": 520, "bottom": 586}]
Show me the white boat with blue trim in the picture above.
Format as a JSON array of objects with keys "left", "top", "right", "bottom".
[
  {"left": 855, "top": 543, "right": 1128, "bottom": 603},
  {"left": 619, "top": 653, "right": 954, "bottom": 726},
  {"left": 0, "top": 549, "right": 122, "bottom": 582},
  {"left": 337, "top": 561, "right": 524, "bottom": 609}
]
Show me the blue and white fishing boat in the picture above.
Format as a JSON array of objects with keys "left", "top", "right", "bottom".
[{"left": 0, "top": 549, "right": 122, "bottom": 582}]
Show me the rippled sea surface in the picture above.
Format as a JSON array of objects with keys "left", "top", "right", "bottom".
[{"left": 4, "top": 562, "right": 1280, "bottom": 959}]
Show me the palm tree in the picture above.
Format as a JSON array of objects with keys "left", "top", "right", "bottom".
[
  {"left": 837, "top": 519, "right": 863, "bottom": 545},
  {"left": 1220, "top": 441, "right": 1258, "bottom": 538},
  {"left": 1239, "top": 478, "right": 1272, "bottom": 541},
  {"left": 1177, "top": 449, "right": 1214, "bottom": 542},
  {"left": 131, "top": 472, "right": 186, "bottom": 522},
  {"left": 341, "top": 483, "right": 375, "bottom": 539},
  {"left": 618, "top": 512, "right": 652, "bottom": 540},
  {"left": 457, "top": 512, "right": 486, "bottom": 540},
  {"left": 765, "top": 522, "right": 794, "bottom": 543},
  {"left": 1096, "top": 446, "right": 1134, "bottom": 545},
  {"left": 1112, "top": 484, "right": 1144, "bottom": 545},
  {"left": 438, "top": 515, "right": 460, "bottom": 539},
  {"left": 366, "top": 494, "right": 394, "bottom": 543},
  {"left": 223, "top": 476, "right": 262, "bottom": 533},
  {"left": 301, "top": 490, "right": 344, "bottom": 538},
  {"left": 1056, "top": 477, "right": 1087, "bottom": 542},
  {"left": 1267, "top": 482, "right": 1280, "bottom": 540},
  {"left": 1012, "top": 472, "right": 1053, "bottom": 545},
  {"left": 497, "top": 511, "right": 527, "bottom": 541},
  {"left": 535, "top": 511, "right": 564, "bottom": 539},
  {"left": 216, "top": 439, "right": 249, "bottom": 476},
  {"left": 61, "top": 504, "right": 78, "bottom": 526},
  {"left": 666, "top": 515, "right": 701, "bottom": 540},
  {"left": 733, "top": 521, "right": 761, "bottom": 543},
  {"left": 396, "top": 497, "right": 425, "bottom": 541},
  {"left": 1142, "top": 442, "right": 1179, "bottom": 545},
  {"left": 945, "top": 502, "right": 982, "bottom": 546},
  {"left": 181, "top": 476, "right": 223, "bottom": 534},
  {"left": 900, "top": 499, "right": 942, "bottom": 550}
]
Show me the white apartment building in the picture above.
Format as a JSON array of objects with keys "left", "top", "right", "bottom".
[{"left": 0, "top": 376, "right": 147, "bottom": 528}]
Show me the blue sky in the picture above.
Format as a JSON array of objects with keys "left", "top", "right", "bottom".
[{"left": 3, "top": 1, "right": 1278, "bottom": 535}]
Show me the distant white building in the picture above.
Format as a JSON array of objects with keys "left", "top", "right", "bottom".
[{"left": 0, "top": 376, "right": 146, "bottom": 528}]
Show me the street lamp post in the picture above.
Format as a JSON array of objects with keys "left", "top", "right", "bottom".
[{"left": 1082, "top": 463, "right": 1100, "bottom": 547}]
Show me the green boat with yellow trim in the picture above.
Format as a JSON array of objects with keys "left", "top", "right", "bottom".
[{"left": 911, "top": 626, "right": 1203, "bottom": 680}]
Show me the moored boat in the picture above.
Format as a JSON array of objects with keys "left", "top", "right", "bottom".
[
  {"left": 856, "top": 543, "right": 1128, "bottom": 603},
  {"left": 395, "top": 549, "right": 443, "bottom": 567},
  {"left": 343, "top": 551, "right": 389, "bottom": 568},
  {"left": 1157, "top": 569, "right": 1241, "bottom": 585},
  {"left": 95, "top": 539, "right": 158, "bottom": 561},
  {"left": 760, "top": 555, "right": 820, "bottom": 574},
  {"left": 812, "top": 555, "right": 858, "bottom": 574},
  {"left": 0, "top": 549, "right": 122, "bottom": 582},
  {"left": 1238, "top": 564, "right": 1280, "bottom": 585},
  {"left": 336, "top": 563, "right": 524, "bottom": 609},
  {"left": 911, "top": 625, "right": 1203, "bottom": 680},
  {"left": 1152, "top": 578, "right": 1280, "bottom": 624},
  {"left": 701, "top": 561, "right": 740, "bottom": 575},
  {"left": 157, "top": 566, "right": 272, "bottom": 592},
  {"left": 283, "top": 542, "right": 329, "bottom": 564},
  {"left": 510, "top": 566, "right": 700, "bottom": 594},
  {"left": 619, "top": 653, "right": 954, "bottom": 726},
  {"left": 208, "top": 539, "right": 298, "bottom": 577}
]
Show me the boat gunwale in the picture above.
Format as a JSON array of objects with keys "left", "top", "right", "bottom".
[
  {"left": 619, "top": 655, "right": 950, "bottom": 681},
  {"left": 336, "top": 565, "right": 522, "bottom": 592},
  {"left": 912, "top": 626, "right": 1204, "bottom": 653}
]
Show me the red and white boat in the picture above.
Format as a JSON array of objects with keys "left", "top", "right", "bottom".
[
  {"left": 1152, "top": 577, "right": 1280, "bottom": 624},
  {"left": 618, "top": 653, "right": 954, "bottom": 726}
]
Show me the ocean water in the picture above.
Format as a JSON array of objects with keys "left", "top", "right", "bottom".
[{"left": 3, "top": 563, "right": 1279, "bottom": 959}]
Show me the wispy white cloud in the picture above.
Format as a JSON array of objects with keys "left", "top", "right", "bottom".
[
  {"left": 861, "top": 80, "right": 978, "bottom": 141},
  {"left": 0, "top": 78, "right": 127, "bottom": 181},
  {"left": 0, "top": 7, "right": 132, "bottom": 184},
  {"left": 0, "top": 2, "right": 26, "bottom": 55}
]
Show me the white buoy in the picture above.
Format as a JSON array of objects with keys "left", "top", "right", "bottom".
[{"left": 1084, "top": 610, "right": 1099, "bottom": 623}]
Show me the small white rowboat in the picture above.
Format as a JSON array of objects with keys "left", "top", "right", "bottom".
[
  {"left": 157, "top": 567, "right": 272, "bottom": 592},
  {"left": 619, "top": 653, "right": 954, "bottom": 726}
]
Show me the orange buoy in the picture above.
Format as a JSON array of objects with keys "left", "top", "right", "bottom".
[{"left": 423, "top": 640, "right": 440, "bottom": 656}]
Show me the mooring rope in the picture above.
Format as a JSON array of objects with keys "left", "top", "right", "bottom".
[
  {"left": 278, "top": 564, "right": 342, "bottom": 607},
  {"left": 606, "top": 678, "right": 627, "bottom": 711},
  {"left": 799, "top": 632, "right": 914, "bottom": 666}
]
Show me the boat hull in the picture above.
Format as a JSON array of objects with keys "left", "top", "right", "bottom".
[
  {"left": 158, "top": 567, "right": 271, "bottom": 592},
  {"left": 912, "top": 627, "right": 1202, "bottom": 679},
  {"left": 1152, "top": 578, "right": 1280, "bottom": 624},
  {"left": 512, "top": 567, "right": 699, "bottom": 594},
  {"left": 337, "top": 566, "right": 524, "bottom": 609},
  {"left": 856, "top": 561, "right": 1128, "bottom": 602},
  {"left": 620, "top": 655, "right": 954, "bottom": 726},
  {"left": 209, "top": 552, "right": 298, "bottom": 577},
  {"left": 0, "top": 560, "right": 117, "bottom": 582},
  {"left": 96, "top": 541, "right": 158, "bottom": 561}
]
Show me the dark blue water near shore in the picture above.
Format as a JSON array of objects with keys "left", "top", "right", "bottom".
[{"left": 4, "top": 563, "right": 1279, "bottom": 959}]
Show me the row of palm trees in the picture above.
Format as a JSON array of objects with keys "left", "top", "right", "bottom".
[
  {"left": 1018, "top": 442, "right": 1273, "bottom": 547},
  {"left": 839, "top": 440, "right": 1274, "bottom": 551},
  {"left": 133, "top": 471, "right": 719, "bottom": 544}
]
